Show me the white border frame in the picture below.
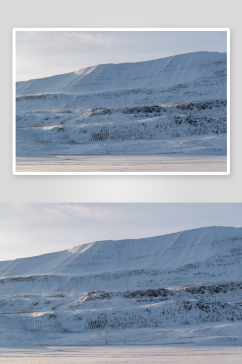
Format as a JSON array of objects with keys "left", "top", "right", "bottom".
[{"left": 12, "top": 28, "right": 230, "bottom": 176}]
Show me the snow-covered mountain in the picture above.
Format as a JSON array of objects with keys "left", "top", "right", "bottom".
[
  {"left": 16, "top": 52, "right": 227, "bottom": 106},
  {"left": 0, "top": 226, "right": 241, "bottom": 293},
  {"left": 16, "top": 52, "right": 227, "bottom": 158},
  {"left": 0, "top": 227, "right": 241, "bottom": 343}
]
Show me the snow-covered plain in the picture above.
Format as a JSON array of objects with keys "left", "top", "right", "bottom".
[
  {"left": 16, "top": 155, "right": 227, "bottom": 173},
  {"left": 1, "top": 346, "right": 242, "bottom": 364},
  {"left": 15, "top": 52, "right": 227, "bottom": 172},
  {"left": 0, "top": 226, "right": 241, "bottom": 359}
]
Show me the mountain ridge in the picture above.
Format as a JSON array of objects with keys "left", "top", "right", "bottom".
[
  {"left": 16, "top": 51, "right": 227, "bottom": 100},
  {"left": 0, "top": 225, "right": 236, "bottom": 263},
  {"left": 17, "top": 51, "right": 226, "bottom": 82},
  {"left": 0, "top": 226, "right": 241, "bottom": 294}
]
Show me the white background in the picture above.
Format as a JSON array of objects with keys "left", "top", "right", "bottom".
[{"left": 1, "top": 0, "right": 241, "bottom": 202}]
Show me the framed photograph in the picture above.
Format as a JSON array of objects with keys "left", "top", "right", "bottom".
[{"left": 13, "top": 28, "right": 230, "bottom": 175}]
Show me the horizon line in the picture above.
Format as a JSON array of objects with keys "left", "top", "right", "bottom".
[{"left": 16, "top": 50, "right": 227, "bottom": 83}]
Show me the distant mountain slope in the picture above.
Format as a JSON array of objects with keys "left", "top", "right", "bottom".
[
  {"left": 16, "top": 52, "right": 226, "bottom": 96},
  {"left": 1, "top": 226, "right": 241, "bottom": 338},
  {"left": 0, "top": 227, "right": 241, "bottom": 295},
  {"left": 16, "top": 52, "right": 227, "bottom": 111},
  {"left": 15, "top": 52, "right": 227, "bottom": 157}
]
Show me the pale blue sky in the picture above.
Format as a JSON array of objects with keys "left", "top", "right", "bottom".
[
  {"left": 16, "top": 30, "right": 227, "bottom": 82},
  {"left": 0, "top": 203, "right": 240, "bottom": 261}
]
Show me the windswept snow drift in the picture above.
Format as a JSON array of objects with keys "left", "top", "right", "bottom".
[
  {"left": 16, "top": 52, "right": 227, "bottom": 159},
  {"left": 0, "top": 226, "right": 241, "bottom": 346}
]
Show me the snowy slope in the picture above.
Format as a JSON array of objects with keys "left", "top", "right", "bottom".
[
  {"left": 0, "top": 226, "right": 241, "bottom": 344},
  {"left": 15, "top": 52, "right": 227, "bottom": 158},
  {"left": 0, "top": 226, "right": 241, "bottom": 294},
  {"left": 16, "top": 52, "right": 226, "bottom": 101}
]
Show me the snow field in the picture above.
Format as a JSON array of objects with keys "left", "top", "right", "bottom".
[{"left": 16, "top": 157, "right": 227, "bottom": 173}]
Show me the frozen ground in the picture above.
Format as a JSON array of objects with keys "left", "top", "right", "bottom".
[
  {"left": 15, "top": 52, "right": 227, "bottom": 173},
  {"left": 1, "top": 322, "right": 242, "bottom": 363},
  {"left": 1, "top": 346, "right": 242, "bottom": 364},
  {"left": 16, "top": 155, "right": 227, "bottom": 173},
  {"left": 15, "top": 135, "right": 227, "bottom": 173}
]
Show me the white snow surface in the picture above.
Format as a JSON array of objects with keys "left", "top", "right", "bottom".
[
  {"left": 1, "top": 346, "right": 242, "bottom": 364},
  {"left": 16, "top": 52, "right": 227, "bottom": 167},
  {"left": 16, "top": 52, "right": 226, "bottom": 101},
  {"left": 0, "top": 226, "right": 240, "bottom": 287},
  {"left": 0, "top": 226, "right": 242, "bottom": 350},
  {"left": 16, "top": 154, "right": 227, "bottom": 173}
]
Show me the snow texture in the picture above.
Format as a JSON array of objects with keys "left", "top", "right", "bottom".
[
  {"left": 0, "top": 226, "right": 241, "bottom": 349},
  {"left": 16, "top": 52, "right": 227, "bottom": 161}
]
